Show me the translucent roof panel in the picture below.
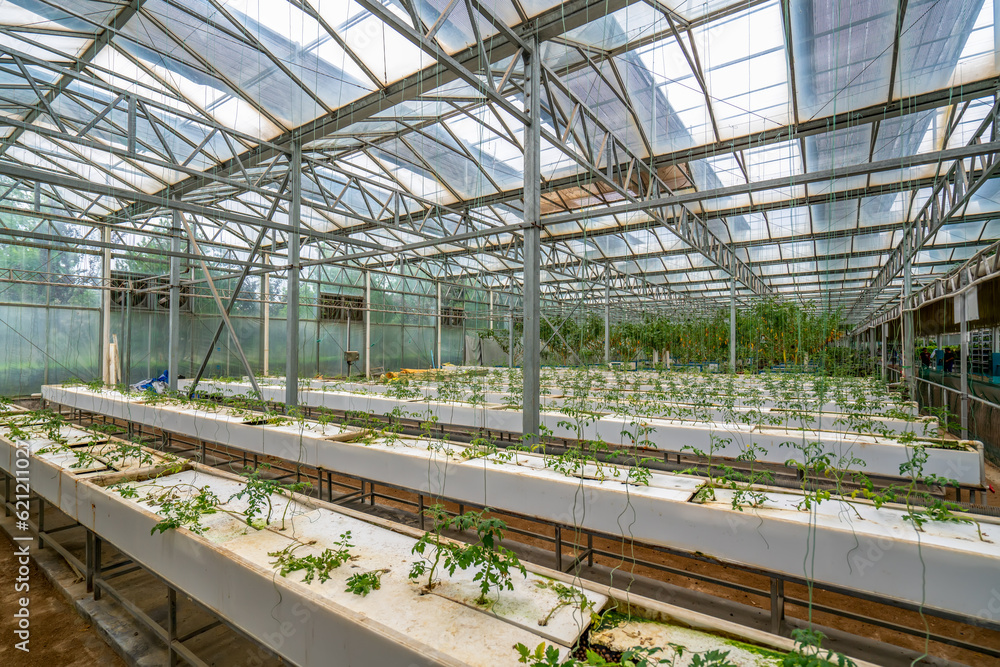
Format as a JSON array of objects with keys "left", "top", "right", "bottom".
[
  {"left": 634, "top": 38, "right": 715, "bottom": 151},
  {"left": 0, "top": 0, "right": 998, "bottom": 316},
  {"left": 559, "top": 61, "right": 647, "bottom": 156},
  {"left": 0, "top": 0, "right": 125, "bottom": 31},
  {"left": 693, "top": 1, "right": 791, "bottom": 139},
  {"left": 790, "top": 0, "right": 896, "bottom": 120},
  {"left": 767, "top": 207, "right": 812, "bottom": 239},
  {"left": 859, "top": 193, "right": 909, "bottom": 228},
  {"left": 311, "top": 0, "right": 434, "bottom": 86},
  {"left": 559, "top": 4, "right": 660, "bottom": 51},
  {"left": 115, "top": 20, "right": 282, "bottom": 138},
  {"left": 743, "top": 140, "right": 803, "bottom": 182},
  {"left": 221, "top": 0, "right": 379, "bottom": 108},
  {"left": 137, "top": 0, "right": 328, "bottom": 128},
  {"left": 811, "top": 200, "right": 859, "bottom": 234},
  {"left": 894, "top": 0, "right": 996, "bottom": 99}
]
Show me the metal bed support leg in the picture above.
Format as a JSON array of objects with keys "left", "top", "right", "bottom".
[{"left": 770, "top": 578, "right": 785, "bottom": 634}]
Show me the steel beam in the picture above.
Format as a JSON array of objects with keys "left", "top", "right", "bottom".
[
  {"left": 522, "top": 39, "right": 541, "bottom": 441},
  {"left": 730, "top": 270, "right": 736, "bottom": 373},
  {"left": 364, "top": 270, "right": 371, "bottom": 378},
  {"left": 960, "top": 281, "right": 969, "bottom": 440},
  {"left": 604, "top": 264, "right": 611, "bottom": 366},
  {"left": 168, "top": 204, "right": 181, "bottom": 392},
  {"left": 436, "top": 281, "right": 442, "bottom": 368},
  {"left": 902, "top": 232, "right": 915, "bottom": 398}
]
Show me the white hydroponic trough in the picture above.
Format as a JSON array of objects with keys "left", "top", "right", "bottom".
[
  {"left": 40, "top": 386, "right": 1000, "bottom": 627},
  {"left": 0, "top": 414, "right": 863, "bottom": 667},
  {"left": 173, "top": 381, "right": 983, "bottom": 486}
]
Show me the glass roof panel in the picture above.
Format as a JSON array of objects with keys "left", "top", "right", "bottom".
[
  {"left": 749, "top": 243, "right": 781, "bottom": 262},
  {"left": 664, "top": 0, "right": 739, "bottom": 21},
  {"left": 781, "top": 240, "right": 815, "bottom": 259},
  {"left": 559, "top": 61, "right": 646, "bottom": 156},
  {"left": 933, "top": 219, "right": 987, "bottom": 244},
  {"left": 804, "top": 124, "right": 871, "bottom": 171},
  {"left": 368, "top": 144, "right": 449, "bottom": 201},
  {"left": 89, "top": 45, "right": 200, "bottom": 117},
  {"left": 853, "top": 231, "right": 893, "bottom": 253},
  {"left": 743, "top": 140, "right": 803, "bottom": 182},
  {"left": 0, "top": 63, "right": 56, "bottom": 120},
  {"left": 143, "top": 0, "right": 328, "bottom": 128},
  {"left": 767, "top": 206, "right": 811, "bottom": 238},
  {"left": 965, "top": 179, "right": 1000, "bottom": 216},
  {"left": 115, "top": 18, "right": 281, "bottom": 138},
  {"left": 811, "top": 200, "right": 858, "bottom": 233},
  {"left": 0, "top": 29, "right": 93, "bottom": 62},
  {"left": 859, "top": 193, "right": 908, "bottom": 227}
]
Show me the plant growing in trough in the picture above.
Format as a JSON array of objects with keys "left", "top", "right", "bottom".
[
  {"left": 534, "top": 579, "right": 594, "bottom": 627},
  {"left": 409, "top": 505, "right": 526, "bottom": 605},
  {"left": 146, "top": 484, "right": 221, "bottom": 535},
  {"left": 229, "top": 464, "right": 311, "bottom": 529},
  {"left": 514, "top": 642, "right": 738, "bottom": 666},
  {"left": 345, "top": 570, "right": 384, "bottom": 596},
  {"left": 269, "top": 531, "right": 355, "bottom": 584}
]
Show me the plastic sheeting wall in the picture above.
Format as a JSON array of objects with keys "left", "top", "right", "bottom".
[
  {"left": 0, "top": 290, "right": 500, "bottom": 398},
  {"left": 0, "top": 242, "right": 513, "bottom": 396}
]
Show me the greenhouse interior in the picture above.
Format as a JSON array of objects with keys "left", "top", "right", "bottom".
[{"left": 1, "top": 1, "right": 1000, "bottom": 666}]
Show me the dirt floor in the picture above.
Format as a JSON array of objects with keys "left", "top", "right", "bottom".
[
  {"left": 0, "top": 531, "right": 125, "bottom": 667},
  {"left": 983, "top": 460, "right": 1000, "bottom": 507}
]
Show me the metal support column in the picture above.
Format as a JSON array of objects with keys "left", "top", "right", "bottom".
[
  {"left": 903, "top": 235, "right": 915, "bottom": 397},
  {"left": 364, "top": 270, "right": 371, "bottom": 378},
  {"left": 167, "top": 586, "right": 178, "bottom": 667},
  {"left": 488, "top": 290, "right": 494, "bottom": 330},
  {"left": 436, "top": 281, "right": 442, "bottom": 368},
  {"left": 522, "top": 38, "right": 541, "bottom": 441},
  {"left": 35, "top": 184, "right": 50, "bottom": 386},
  {"left": 167, "top": 205, "right": 181, "bottom": 392},
  {"left": 508, "top": 309, "right": 514, "bottom": 369},
  {"left": 960, "top": 288, "right": 969, "bottom": 439},
  {"left": 882, "top": 323, "right": 887, "bottom": 382},
  {"left": 770, "top": 579, "right": 785, "bottom": 634},
  {"left": 604, "top": 264, "right": 610, "bottom": 366},
  {"left": 262, "top": 251, "right": 270, "bottom": 376},
  {"left": 101, "top": 225, "right": 112, "bottom": 383},
  {"left": 729, "top": 271, "right": 736, "bottom": 373},
  {"left": 286, "top": 141, "right": 301, "bottom": 407}
]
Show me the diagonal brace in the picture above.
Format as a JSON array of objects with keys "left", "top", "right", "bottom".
[{"left": 176, "top": 211, "right": 262, "bottom": 397}]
